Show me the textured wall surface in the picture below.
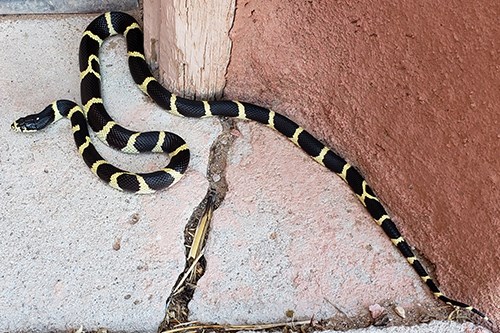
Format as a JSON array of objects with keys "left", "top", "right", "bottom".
[
  {"left": 224, "top": 0, "right": 499, "bottom": 323},
  {"left": 0, "top": 0, "right": 138, "bottom": 14},
  {"left": 143, "top": 0, "right": 235, "bottom": 99}
]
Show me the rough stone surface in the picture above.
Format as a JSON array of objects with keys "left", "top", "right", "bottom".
[
  {"left": 0, "top": 15, "right": 217, "bottom": 331},
  {"left": 189, "top": 122, "right": 436, "bottom": 324},
  {"left": 309, "top": 321, "right": 490, "bottom": 333},
  {"left": 224, "top": 0, "right": 499, "bottom": 325},
  {"left": 0, "top": 0, "right": 138, "bottom": 14}
]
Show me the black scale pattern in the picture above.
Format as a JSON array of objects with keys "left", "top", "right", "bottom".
[
  {"left": 273, "top": 113, "right": 298, "bottom": 138},
  {"left": 116, "top": 174, "right": 141, "bottom": 192},
  {"left": 240, "top": 102, "right": 271, "bottom": 124},
  {"left": 86, "top": 104, "right": 113, "bottom": 132},
  {"left": 79, "top": 37, "right": 101, "bottom": 70},
  {"left": 364, "top": 198, "right": 388, "bottom": 220},
  {"left": 344, "top": 167, "right": 364, "bottom": 196},
  {"left": 296, "top": 131, "right": 323, "bottom": 158},
  {"left": 80, "top": 75, "right": 102, "bottom": 105},
  {"left": 73, "top": 12, "right": 191, "bottom": 192},
  {"left": 139, "top": 171, "right": 175, "bottom": 191},
  {"left": 69, "top": 111, "right": 90, "bottom": 148},
  {"left": 206, "top": 100, "right": 239, "bottom": 118},
  {"left": 144, "top": 80, "right": 172, "bottom": 110},
  {"left": 176, "top": 98, "right": 208, "bottom": 117},
  {"left": 128, "top": 56, "right": 152, "bottom": 85},
  {"left": 133, "top": 132, "right": 160, "bottom": 152}
]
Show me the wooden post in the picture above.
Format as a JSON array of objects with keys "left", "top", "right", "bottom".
[{"left": 143, "top": 0, "right": 236, "bottom": 100}]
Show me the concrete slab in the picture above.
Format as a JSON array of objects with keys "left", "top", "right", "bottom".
[
  {"left": 0, "top": 14, "right": 218, "bottom": 331},
  {"left": 0, "top": 0, "right": 138, "bottom": 15},
  {"left": 320, "top": 321, "right": 490, "bottom": 333},
  {"left": 189, "top": 122, "right": 439, "bottom": 324}
]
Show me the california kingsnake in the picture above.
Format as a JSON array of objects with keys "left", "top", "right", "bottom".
[{"left": 11, "top": 11, "right": 489, "bottom": 321}]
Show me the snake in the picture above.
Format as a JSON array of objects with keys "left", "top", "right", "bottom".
[{"left": 11, "top": 11, "right": 489, "bottom": 322}]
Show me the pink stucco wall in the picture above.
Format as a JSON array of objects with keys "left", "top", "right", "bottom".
[{"left": 224, "top": 0, "right": 499, "bottom": 324}]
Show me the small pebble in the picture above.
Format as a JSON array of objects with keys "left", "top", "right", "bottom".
[
  {"left": 394, "top": 305, "right": 406, "bottom": 318},
  {"left": 369, "top": 303, "right": 385, "bottom": 319},
  {"left": 112, "top": 238, "right": 121, "bottom": 251},
  {"left": 129, "top": 213, "right": 140, "bottom": 225},
  {"left": 230, "top": 128, "right": 242, "bottom": 137}
]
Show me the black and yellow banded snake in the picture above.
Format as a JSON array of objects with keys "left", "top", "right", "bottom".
[{"left": 11, "top": 11, "right": 489, "bottom": 322}]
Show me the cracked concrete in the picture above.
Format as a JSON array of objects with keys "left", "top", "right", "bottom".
[
  {"left": 0, "top": 11, "right": 494, "bottom": 333},
  {"left": 1, "top": 14, "right": 216, "bottom": 331}
]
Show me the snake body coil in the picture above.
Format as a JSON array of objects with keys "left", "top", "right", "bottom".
[{"left": 12, "top": 12, "right": 489, "bottom": 321}]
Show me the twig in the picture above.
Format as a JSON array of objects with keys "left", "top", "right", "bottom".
[{"left": 161, "top": 320, "right": 312, "bottom": 333}]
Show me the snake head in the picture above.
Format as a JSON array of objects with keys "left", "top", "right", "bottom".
[
  {"left": 11, "top": 106, "right": 55, "bottom": 132},
  {"left": 11, "top": 115, "right": 42, "bottom": 132}
]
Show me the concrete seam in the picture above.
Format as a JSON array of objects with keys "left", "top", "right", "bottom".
[{"left": 157, "top": 117, "right": 238, "bottom": 332}]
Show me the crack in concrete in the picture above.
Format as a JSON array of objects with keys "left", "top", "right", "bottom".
[
  {"left": 152, "top": 118, "right": 476, "bottom": 332},
  {"left": 157, "top": 118, "right": 238, "bottom": 333}
]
